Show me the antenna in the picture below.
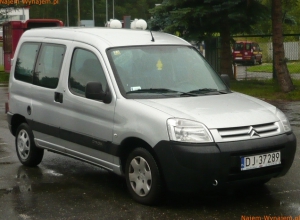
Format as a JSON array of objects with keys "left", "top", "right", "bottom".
[{"left": 150, "top": 30, "right": 155, "bottom": 42}]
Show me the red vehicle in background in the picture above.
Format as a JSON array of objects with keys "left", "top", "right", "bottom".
[
  {"left": 3, "top": 19, "right": 63, "bottom": 73},
  {"left": 232, "top": 41, "right": 263, "bottom": 65}
]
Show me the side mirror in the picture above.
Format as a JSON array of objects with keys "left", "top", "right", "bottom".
[
  {"left": 221, "top": 74, "right": 230, "bottom": 88},
  {"left": 85, "top": 82, "right": 112, "bottom": 104}
]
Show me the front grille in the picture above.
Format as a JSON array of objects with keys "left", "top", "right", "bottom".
[{"left": 214, "top": 122, "right": 279, "bottom": 142}]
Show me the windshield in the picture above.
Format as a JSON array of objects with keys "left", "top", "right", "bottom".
[
  {"left": 233, "top": 43, "right": 244, "bottom": 51},
  {"left": 233, "top": 43, "right": 252, "bottom": 51},
  {"left": 107, "top": 45, "right": 229, "bottom": 98}
]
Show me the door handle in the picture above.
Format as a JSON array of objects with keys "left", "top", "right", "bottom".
[{"left": 54, "top": 92, "right": 63, "bottom": 103}]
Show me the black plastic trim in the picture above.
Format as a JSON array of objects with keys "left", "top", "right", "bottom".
[
  {"left": 28, "top": 119, "right": 119, "bottom": 156},
  {"left": 153, "top": 133, "right": 296, "bottom": 192}
]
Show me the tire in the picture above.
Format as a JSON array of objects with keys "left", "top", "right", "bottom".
[
  {"left": 125, "top": 148, "right": 163, "bottom": 205},
  {"left": 15, "top": 123, "right": 44, "bottom": 167},
  {"left": 259, "top": 57, "right": 262, "bottom": 65}
]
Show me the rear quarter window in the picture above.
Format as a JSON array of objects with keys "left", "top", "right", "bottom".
[
  {"left": 33, "top": 43, "right": 66, "bottom": 89},
  {"left": 233, "top": 43, "right": 244, "bottom": 51},
  {"left": 15, "top": 42, "right": 41, "bottom": 83}
]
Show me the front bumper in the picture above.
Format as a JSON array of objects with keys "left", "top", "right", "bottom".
[{"left": 153, "top": 133, "right": 296, "bottom": 192}]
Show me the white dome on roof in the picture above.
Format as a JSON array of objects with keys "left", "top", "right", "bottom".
[
  {"left": 136, "top": 19, "right": 147, "bottom": 30},
  {"left": 110, "top": 19, "right": 122, "bottom": 29}
]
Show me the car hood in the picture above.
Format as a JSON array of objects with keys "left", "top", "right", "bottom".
[{"left": 135, "top": 92, "right": 278, "bottom": 129}]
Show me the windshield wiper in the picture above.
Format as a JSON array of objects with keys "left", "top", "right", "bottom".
[
  {"left": 126, "top": 88, "right": 197, "bottom": 96},
  {"left": 188, "top": 88, "right": 228, "bottom": 95}
]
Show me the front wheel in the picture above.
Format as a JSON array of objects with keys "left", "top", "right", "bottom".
[
  {"left": 16, "top": 123, "right": 44, "bottom": 167},
  {"left": 125, "top": 148, "right": 163, "bottom": 205}
]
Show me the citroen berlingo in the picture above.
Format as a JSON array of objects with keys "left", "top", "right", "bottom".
[{"left": 7, "top": 27, "right": 296, "bottom": 205}]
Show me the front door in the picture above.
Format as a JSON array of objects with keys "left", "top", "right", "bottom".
[{"left": 58, "top": 42, "right": 117, "bottom": 171}]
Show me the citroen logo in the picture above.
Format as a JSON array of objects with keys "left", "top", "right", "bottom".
[{"left": 248, "top": 126, "right": 260, "bottom": 138}]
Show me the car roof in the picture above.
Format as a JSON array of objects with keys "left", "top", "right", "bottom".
[{"left": 21, "top": 27, "right": 190, "bottom": 48}]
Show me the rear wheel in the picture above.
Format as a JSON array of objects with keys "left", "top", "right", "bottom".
[
  {"left": 16, "top": 123, "right": 44, "bottom": 167},
  {"left": 125, "top": 148, "right": 163, "bottom": 205}
]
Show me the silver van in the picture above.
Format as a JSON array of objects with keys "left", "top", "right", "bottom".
[{"left": 7, "top": 27, "right": 296, "bottom": 205}]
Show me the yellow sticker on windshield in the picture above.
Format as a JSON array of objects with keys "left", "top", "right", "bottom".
[
  {"left": 113, "top": 50, "right": 121, "bottom": 56},
  {"left": 156, "top": 59, "right": 163, "bottom": 70}
]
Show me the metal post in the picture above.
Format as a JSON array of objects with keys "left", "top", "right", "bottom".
[
  {"left": 106, "top": 0, "right": 108, "bottom": 25},
  {"left": 113, "top": 0, "right": 114, "bottom": 19},
  {"left": 92, "top": 0, "right": 95, "bottom": 26},
  {"left": 233, "top": 64, "right": 237, "bottom": 79},
  {"left": 22, "top": 7, "right": 25, "bottom": 20},
  {"left": 77, "top": 0, "right": 80, "bottom": 26},
  {"left": 67, "top": 0, "right": 69, "bottom": 26}
]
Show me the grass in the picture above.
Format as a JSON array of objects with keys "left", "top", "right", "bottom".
[
  {"left": 247, "top": 61, "right": 300, "bottom": 74},
  {"left": 0, "top": 68, "right": 9, "bottom": 83},
  {"left": 231, "top": 79, "right": 300, "bottom": 101}
]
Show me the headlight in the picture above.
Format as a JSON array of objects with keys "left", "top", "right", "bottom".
[
  {"left": 167, "top": 118, "right": 213, "bottom": 143},
  {"left": 276, "top": 109, "right": 292, "bottom": 132}
]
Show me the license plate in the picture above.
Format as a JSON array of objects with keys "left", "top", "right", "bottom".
[{"left": 241, "top": 151, "right": 281, "bottom": 171}]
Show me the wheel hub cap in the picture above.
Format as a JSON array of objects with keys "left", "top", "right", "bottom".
[
  {"left": 17, "top": 130, "right": 30, "bottom": 160},
  {"left": 129, "top": 156, "right": 152, "bottom": 197}
]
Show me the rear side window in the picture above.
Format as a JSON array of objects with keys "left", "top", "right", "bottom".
[
  {"left": 33, "top": 43, "right": 66, "bottom": 89},
  {"left": 245, "top": 43, "right": 252, "bottom": 50},
  {"left": 15, "top": 42, "right": 41, "bottom": 83},
  {"left": 233, "top": 43, "right": 244, "bottom": 51}
]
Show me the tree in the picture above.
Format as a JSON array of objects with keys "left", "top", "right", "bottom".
[
  {"left": 149, "top": 0, "right": 268, "bottom": 79},
  {"left": 250, "top": 0, "right": 299, "bottom": 39},
  {"left": 272, "top": 0, "right": 294, "bottom": 92}
]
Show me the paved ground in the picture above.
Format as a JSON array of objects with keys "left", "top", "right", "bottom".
[{"left": 0, "top": 85, "right": 300, "bottom": 220}]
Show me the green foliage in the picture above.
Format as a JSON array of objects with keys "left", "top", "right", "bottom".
[
  {"left": 231, "top": 79, "right": 300, "bottom": 101},
  {"left": 253, "top": 0, "right": 300, "bottom": 38},
  {"left": 149, "top": 0, "right": 268, "bottom": 41},
  {"left": 0, "top": 70, "right": 9, "bottom": 83}
]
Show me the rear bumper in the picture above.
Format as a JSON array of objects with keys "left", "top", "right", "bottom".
[
  {"left": 153, "top": 133, "right": 296, "bottom": 192},
  {"left": 233, "top": 56, "right": 252, "bottom": 63}
]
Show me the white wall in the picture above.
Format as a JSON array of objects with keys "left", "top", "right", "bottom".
[
  {"left": 267, "top": 42, "right": 300, "bottom": 61},
  {"left": 0, "top": 8, "right": 30, "bottom": 22}
]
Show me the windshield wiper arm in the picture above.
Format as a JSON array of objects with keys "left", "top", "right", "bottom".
[
  {"left": 188, "top": 88, "right": 228, "bottom": 94},
  {"left": 126, "top": 88, "right": 197, "bottom": 96}
]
